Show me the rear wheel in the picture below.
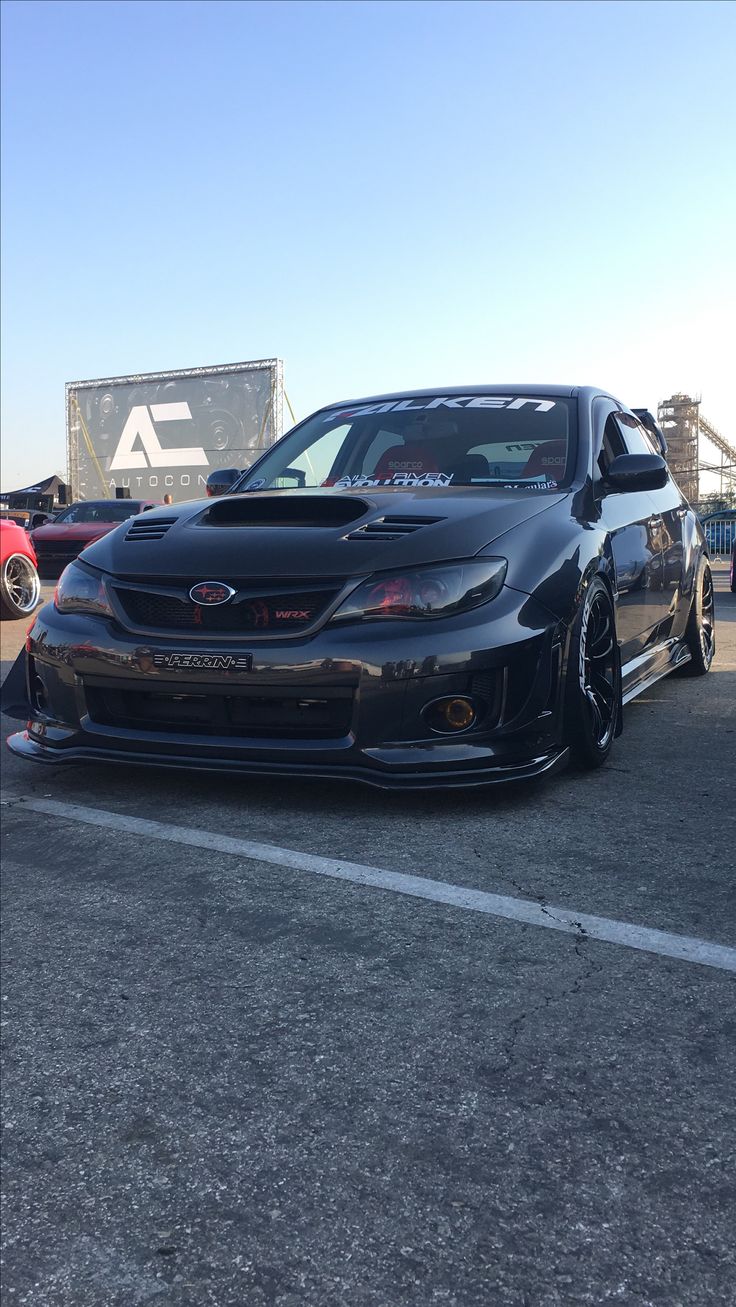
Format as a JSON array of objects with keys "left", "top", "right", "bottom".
[
  {"left": 565, "top": 578, "right": 620, "bottom": 769},
  {"left": 0, "top": 552, "right": 41, "bottom": 619},
  {"left": 678, "top": 556, "right": 715, "bottom": 676}
]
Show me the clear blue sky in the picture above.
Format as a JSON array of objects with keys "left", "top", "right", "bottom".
[{"left": 1, "top": 0, "right": 734, "bottom": 487}]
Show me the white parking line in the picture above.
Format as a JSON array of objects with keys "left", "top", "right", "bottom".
[{"left": 17, "top": 796, "right": 736, "bottom": 974}]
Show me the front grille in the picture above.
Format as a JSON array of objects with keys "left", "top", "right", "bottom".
[
  {"left": 85, "top": 684, "right": 353, "bottom": 739},
  {"left": 112, "top": 583, "right": 342, "bottom": 634},
  {"left": 36, "top": 540, "right": 84, "bottom": 557},
  {"left": 35, "top": 541, "right": 86, "bottom": 572}
]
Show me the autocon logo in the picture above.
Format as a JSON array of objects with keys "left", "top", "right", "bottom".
[
  {"left": 189, "top": 582, "right": 237, "bottom": 606},
  {"left": 109, "top": 403, "right": 208, "bottom": 470}
]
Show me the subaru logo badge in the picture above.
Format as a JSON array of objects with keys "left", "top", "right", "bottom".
[{"left": 189, "top": 581, "right": 237, "bottom": 606}]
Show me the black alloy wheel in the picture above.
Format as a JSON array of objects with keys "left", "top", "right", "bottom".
[
  {"left": 678, "top": 555, "right": 716, "bottom": 676},
  {"left": 0, "top": 552, "right": 41, "bottom": 620},
  {"left": 565, "top": 577, "right": 620, "bottom": 769}
]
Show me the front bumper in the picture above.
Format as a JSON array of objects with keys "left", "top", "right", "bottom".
[{"left": 3, "top": 589, "right": 569, "bottom": 790}]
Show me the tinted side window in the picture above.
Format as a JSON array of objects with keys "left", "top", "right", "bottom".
[
  {"left": 598, "top": 414, "right": 627, "bottom": 479},
  {"left": 615, "top": 413, "right": 659, "bottom": 457}
]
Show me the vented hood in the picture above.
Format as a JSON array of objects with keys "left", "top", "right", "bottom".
[{"left": 82, "top": 486, "right": 569, "bottom": 581}]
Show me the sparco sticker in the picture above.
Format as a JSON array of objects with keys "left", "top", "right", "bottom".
[{"left": 325, "top": 397, "right": 556, "bottom": 421}]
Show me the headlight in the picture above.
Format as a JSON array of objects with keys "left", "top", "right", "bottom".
[
  {"left": 54, "top": 562, "right": 113, "bottom": 617},
  {"left": 330, "top": 558, "right": 507, "bottom": 623}
]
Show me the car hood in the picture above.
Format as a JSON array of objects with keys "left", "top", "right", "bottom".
[{"left": 82, "top": 487, "right": 570, "bottom": 580}]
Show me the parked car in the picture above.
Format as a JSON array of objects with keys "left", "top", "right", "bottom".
[
  {"left": 0, "top": 519, "right": 41, "bottom": 619},
  {"left": 30, "top": 499, "right": 158, "bottom": 576},
  {"left": 2, "top": 385, "right": 715, "bottom": 787},
  {"left": 0, "top": 507, "right": 56, "bottom": 530},
  {"left": 701, "top": 509, "right": 735, "bottom": 556}
]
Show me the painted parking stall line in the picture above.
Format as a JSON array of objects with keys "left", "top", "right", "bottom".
[{"left": 18, "top": 797, "right": 736, "bottom": 975}]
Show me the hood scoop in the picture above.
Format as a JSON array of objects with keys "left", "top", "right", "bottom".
[
  {"left": 202, "top": 495, "right": 370, "bottom": 529},
  {"left": 125, "top": 516, "right": 178, "bottom": 541},
  {"left": 346, "top": 514, "right": 445, "bottom": 541}
]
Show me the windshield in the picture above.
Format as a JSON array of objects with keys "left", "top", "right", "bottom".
[
  {"left": 53, "top": 501, "right": 145, "bottom": 524},
  {"left": 234, "top": 395, "right": 575, "bottom": 494}
]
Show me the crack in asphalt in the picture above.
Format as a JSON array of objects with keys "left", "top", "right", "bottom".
[
  {"left": 508, "top": 874, "right": 598, "bottom": 944},
  {"left": 468, "top": 871, "right": 608, "bottom": 1075}
]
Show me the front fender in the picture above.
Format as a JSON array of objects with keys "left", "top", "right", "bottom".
[{"left": 478, "top": 514, "right": 611, "bottom": 628}]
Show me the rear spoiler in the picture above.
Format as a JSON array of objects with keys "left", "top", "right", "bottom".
[{"left": 633, "top": 408, "right": 668, "bottom": 457}]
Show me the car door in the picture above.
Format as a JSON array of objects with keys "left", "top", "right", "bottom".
[
  {"left": 616, "top": 410, "right": 685, "bottom": 641},
  {"left": 593, "top": 400, "right": 666, "bottom": 667}
]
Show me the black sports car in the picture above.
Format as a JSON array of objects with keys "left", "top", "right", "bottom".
[{"left": 1, "top": 385, "right": 715, "bottom": 789}]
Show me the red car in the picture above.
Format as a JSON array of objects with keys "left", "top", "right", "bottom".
[
  {"left": 0, "top": 519, "right": 41, "bottom": 619},
  {"left": 31, "top": 499, "right": 159, "bottom": 577}
]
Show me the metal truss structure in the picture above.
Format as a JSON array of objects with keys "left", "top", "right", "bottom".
[{"left": 657, "top": 394, "right": 736, "bottom": 505}]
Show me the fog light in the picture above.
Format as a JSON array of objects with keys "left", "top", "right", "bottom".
[{"left": 423, "top": 695, "right": 478, "bottom": 734}]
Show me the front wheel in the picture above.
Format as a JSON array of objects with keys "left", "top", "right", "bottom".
[
  {"left": 0, "top": 552, "right": 41, "bottom": 620},
  {"left": 564, "top": 578, "right": 620, "bottom": 769},
  {"left": 677, "top": 556, "right": 715, "bottom": 676}
]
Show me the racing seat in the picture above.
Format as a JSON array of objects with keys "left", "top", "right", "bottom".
[
  {"left": 373, "top": 444, "right": 441, "bottom": 479},
  {"left": 521, "top": 440, "right": 567, "bottom": 480}
]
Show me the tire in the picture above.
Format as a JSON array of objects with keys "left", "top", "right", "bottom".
[
  {"left": 0, "top": 552, "right": 41, "bottom": 620},
  {"left": 564, "top": 578, "right": 620, "bottom": 769},
  {"left": 677, "top": 555, "right": 715, "bottom": 676}
]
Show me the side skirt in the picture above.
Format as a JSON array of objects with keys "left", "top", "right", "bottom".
[{"left": 621, "top": 638, "right": 690, "bottom": 706}]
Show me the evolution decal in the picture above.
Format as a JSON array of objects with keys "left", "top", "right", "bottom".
[{"left": 333, "top": 472, "right": 454, "bottom": 489}]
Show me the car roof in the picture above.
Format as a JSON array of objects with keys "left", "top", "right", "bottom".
[{"left": 315, "top": 383, "right": 616, "bottom": 411}]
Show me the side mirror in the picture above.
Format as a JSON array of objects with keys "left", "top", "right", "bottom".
[
  {"left": 605, "top": 453, "right": 668, "bottom": 493},
  {"left": 206, "top": 468, "right": 242, "bottom": 497}
]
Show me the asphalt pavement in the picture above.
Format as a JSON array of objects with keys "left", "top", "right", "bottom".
[{"left": 1, "top": 570, "right": 735, "bottom": 1306}]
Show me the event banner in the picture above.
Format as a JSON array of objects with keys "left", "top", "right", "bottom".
[{"left": 67, "top": 359, "right": 283, "bottom": 501}]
